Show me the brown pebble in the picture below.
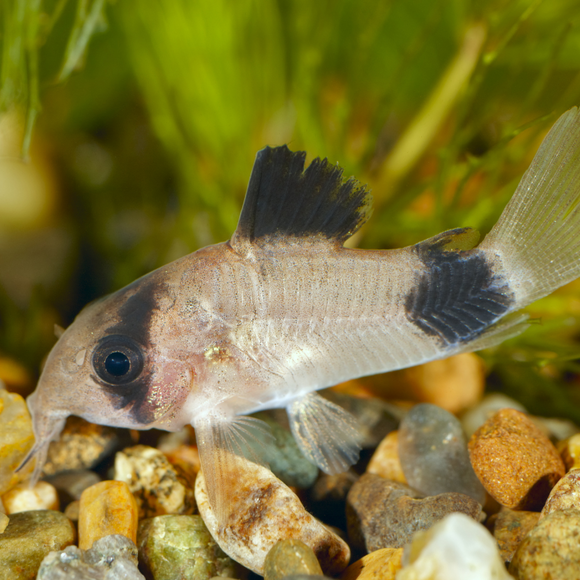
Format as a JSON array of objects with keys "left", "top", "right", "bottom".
[
  {"left": 264, "top": 539, "right": 323, "bottom": 580},
  {"left": 509, "top": 509, "right": 580, "bottom": 578},
  {"left": 311, "top": 470, "right": 359, "bottom": 503},
  {"left": 78, "top": 480, "right": 138, "bottom": 550},
  {"left": 541, "top": 468, "right": 580, "bottom": 518},
  {"left": 492, "top": 507, "right": 540, "bottom": 564},
  {"left": 341, "top": 547, "right": 403, "bottom": 580},
  {"left": 64, "top": 500, "right": 80, "bottom": 522},
  {"left": 366, "top": 431, "right": 406, "bottom": 483},
  {"left": 468, "top": 408, "right": 565, "bottom": 510},
  {"left": 346, "top": 473, "right": 481, "bottom": 551}
]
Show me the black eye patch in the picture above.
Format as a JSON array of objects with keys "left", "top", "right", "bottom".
[{"left": 92, "top": 335, "right": 144, "bottom": 386}]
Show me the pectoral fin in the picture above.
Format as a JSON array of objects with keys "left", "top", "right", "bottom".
[
  {"left": 194, "top": 414, "right": 274, "bottom": 527},
  {"left": 287, "top": 392, "right": 363, "bottom": 475}
]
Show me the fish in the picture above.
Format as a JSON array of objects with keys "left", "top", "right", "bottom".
[{"left": 20, "top": 107, "right": 580, "bottom": 524}]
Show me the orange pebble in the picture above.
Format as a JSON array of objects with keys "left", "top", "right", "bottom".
[
  {"left": 78, "top": 480, "right": 138, "bottom": 550},
  {"left": 366, "top": 431, "right": 407, "bottom": 484}
]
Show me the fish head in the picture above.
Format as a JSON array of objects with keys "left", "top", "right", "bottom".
[{"left": 23, "top": 268, "right": 195, "bottom": 473}]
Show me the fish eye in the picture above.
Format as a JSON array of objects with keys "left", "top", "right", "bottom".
[{"left": 92, "top": 335, "right": 144, "bottom": 385}]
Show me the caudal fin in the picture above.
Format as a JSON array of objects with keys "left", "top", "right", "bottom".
[{"left": 480, "top": 107, "right": 580, "bottom": 308}]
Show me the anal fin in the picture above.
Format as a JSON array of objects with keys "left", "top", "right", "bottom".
[
  {"left": 287, "top": 392, "right": 363, "bottom": 475},
  {"left": 194, "top": 414, "right": 274, "bottom": 527}
]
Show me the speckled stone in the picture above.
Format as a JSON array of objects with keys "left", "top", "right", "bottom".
[
  {"left": 253, "top": 412, "right": 319, "bottom": 488},
  {"left": 0, "top": 388, "right": 35, "bottom": 495},
  {"left": 42, "top": 416, "right": 120, "bottom": 477},
  {"left": 0, "top": 510, "right": 76, "bottom": 580},
  {"left": 469, "top": 408, "right": 565, "bottom": 510},
  {"left": 341, "top": 548, "right": 403, "bottom": 580},
  {"left": 138, "top": 514, "right": 236, "bottom": 580},
  {"left": 195, "top": 458, "right": 350, "bottom": 576},
  {"left": 263, "top": 539, "right": 323, "bottom": 580},
  {"left": 509, "top": 509, "right": 580, "bottom": 579},
  {"left": 461, "top": 393, "right": 526, "bottom": 439},
  {"left": 398, "top": 403, "right": 486, "bottom": 503},
  {"left": 78, "top": 480, "right": 138, "bottom": 550},
  {"left": 366, "top": 431, "right": 406, "bottom": 483},
  {"left": 114, "top": 445, "right": 196, "bottom": 519},
  {"left": 2, "top": 481, "right": 59, "bottom": 513},
  {"left": 492, "top": 507, "right": 540, "bottom": 565},
  {"left": 346, "top": 473, "right": 482, "bottom": 551},
  {"left": 398, "top": 513, "right": 512, "bottom": 580},
  {"left": 541, "top": 468, "right": 580, "bottom": 518},
  {"left": 37, "top": 534, "right": 144, "bottom": 580}
]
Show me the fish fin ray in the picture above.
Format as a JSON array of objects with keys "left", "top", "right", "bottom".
[
  {"left": 481, "top": 107, "right": 580, "bottom": 306},
  {"left": 448, "top": 312, "right": 530, "bottom": 354},
  {"left": 287, "top": 392, "right": 363, "bottom": 475},
  {"left": 231, "top": 145, "right": 372, "bottom": 251},
  {"left": 194, "top": 414, "right": 274, "bottom": 526}
]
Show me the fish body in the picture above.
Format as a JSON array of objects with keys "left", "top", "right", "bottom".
[{"left": 23, "top": 108, "right": 580, "bottom": 522}]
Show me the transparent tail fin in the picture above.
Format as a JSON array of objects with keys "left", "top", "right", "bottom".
[{"left": 480, "top": 107, "right": 580, "bottom": 307}]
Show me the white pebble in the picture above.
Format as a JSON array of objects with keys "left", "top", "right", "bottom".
[
  {"left": 397, "top": 513, "right": 513, "bottom": 580},
  {"left": 2, "top": 481, "right": 59, "bottom": 513}
]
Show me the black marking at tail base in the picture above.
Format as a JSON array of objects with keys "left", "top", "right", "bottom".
[
  {"left": 405, "top": 243, "right": 514, "bottom": 347},
  {"left": 100, "top": 274, "right": 166, "bottom": 424},
  {"left": 235, "top": 145, "right": 373, "bottom": 244}
]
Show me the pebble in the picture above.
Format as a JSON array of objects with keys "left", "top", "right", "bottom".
[
  {"left": 163, "top": 444, "right": 201, "bottom": 479},
  {"left": 311, "top": 470, "right": 359, "bottom": 503},
  {"left": 42, "top": 416, "right": 120, "bottom": 477},
  {"left": 397, "top": 513, "right": 512, "bottom": 580},
  {"left": 541, "top": 468, "right": 580, "bottom": 518},
  {"left": 366, "top": 431, "right": 406, "bottom": 483},
  {"left": 195, "top": 455, "right": 350, "bottom": 576},
  {"left": 64, "top": 500, "right": 80, "bottom": 523},
  {"left": 396, "top": 353, "right": 485, "bottom": 414},
  {"left": 558, "top": 433, "right": 580, "bottom": 470},
  {"left": 322, "top": 391, "right": 400, "bottom": 448},
  {"left": 509, "top": 509, "right": 580, "bottom": 579},
  {"left": 254, "top": 412, "right": 319, "bottom": 488},
  {"left": 138, "top": 514, "right": 237, "bottom": 580},
  {"left": 398, "top": 403, "right": 486, "bottom": 504},
  {"left": 78, "top": 480, "right": 138, "bottom": 550},
  {"left": 461, "top": 393, "right": 526, "bottom": 438},
  {"left": 346, "top": 473, "right": 482, "bottom": 551},
  {"left": 0, "top": 510, "right": 76, "bottom": 580},
  {"left": 2, "top": 481, "right": 59, "bottom": 513},
  {"left": 341, "top": 548, "right": 403, "bottom": 580},
  {"left": 263, "top": 539, "right": 323, "bottom": 580},
  {"left": 45, "top": 469, "right": 102, "bottom": 503},
  {"left": 0, "top": 513, "right": 7, "bottom": 533},
  {"left": 114, "top": 445, "right": 196, "bottom": 519},
  {"left": 0, "top": 388, "right": 35, "bottom": 495},
  {"left": 37, "top": 534, "right": 144, "bottom": 580},
  {"left": 491, "top": 508, "right": 540, "bottom": 565},
  {"left": 468, "top": 408, "right": 565, "bottom": 509}
]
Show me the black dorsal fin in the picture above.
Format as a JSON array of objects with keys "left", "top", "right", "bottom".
[{"left": 231, "top": 145, "right": 372, "bottom": 249}]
